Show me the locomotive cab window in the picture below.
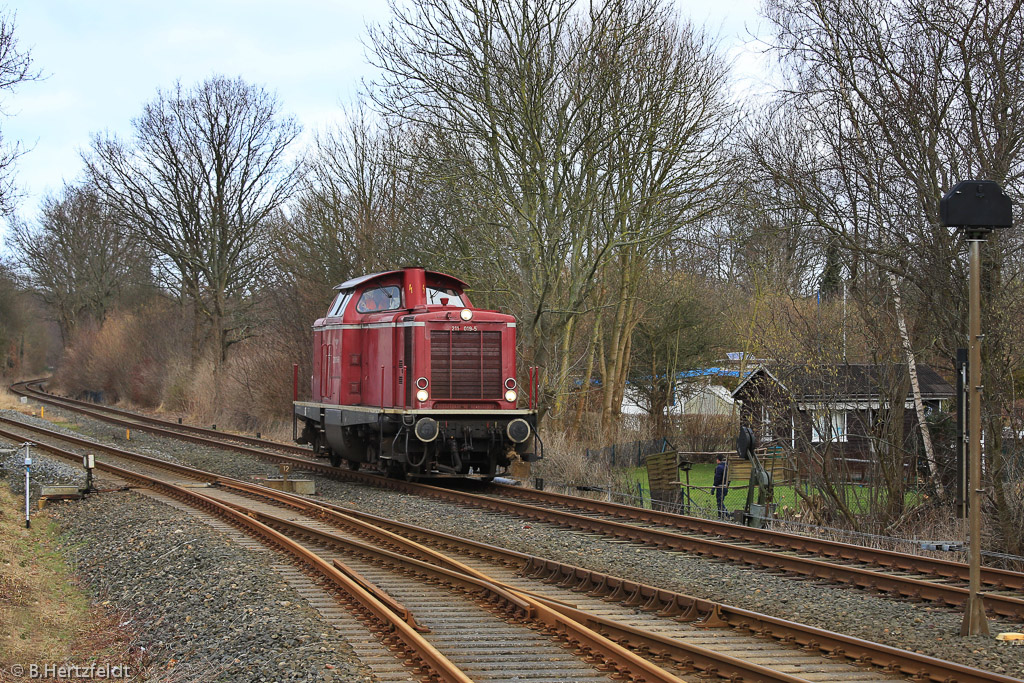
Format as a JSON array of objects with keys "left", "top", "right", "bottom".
[
  {"left": 425, "top": 286, "right": 464, "bottom": 306},
  {"left": 328, "top": 290, "right": 353, "bottom": 317},
  {"left": 356, "top": 285, "right": 402, "bottom": 313}
]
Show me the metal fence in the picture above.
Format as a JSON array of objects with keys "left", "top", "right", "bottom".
[{"left": 584, "top": 437, "right": 677, "bottom": 468}]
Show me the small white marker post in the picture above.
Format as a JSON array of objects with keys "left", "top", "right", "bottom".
[
  {"left": 83, "top": 453, "right": 95, "bottom": 493},
  {"left": 23, "top": 442, "right": 32, "bottom": 529}
]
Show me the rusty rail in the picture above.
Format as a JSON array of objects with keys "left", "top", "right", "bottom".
[{"left": 4, "top": 415, "right": 1020, "bottom": 683}]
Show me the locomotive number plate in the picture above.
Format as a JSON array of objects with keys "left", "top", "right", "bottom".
[{"left": 448, "top": 325, "right": 478, "bottom": 332}]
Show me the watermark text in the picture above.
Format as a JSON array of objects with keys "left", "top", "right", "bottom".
[{"left": 6, "top": 663, "right": 133, "bottom": 679}]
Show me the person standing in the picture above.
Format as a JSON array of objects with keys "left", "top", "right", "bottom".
[{"left": 713, "top": 454, "right": 728, "bottom": 518}]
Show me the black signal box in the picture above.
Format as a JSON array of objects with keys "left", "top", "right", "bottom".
[{"left": 940, "top": 180, "right": 1013, "bottom": 229}]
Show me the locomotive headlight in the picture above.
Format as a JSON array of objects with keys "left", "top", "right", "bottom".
[
  {"left": 416, "top": 388, "right": 429, "bottom": 402},
  {"left": 504, "top": 389, "right": 517, "bottom": 403},
  {"left": 460, "top": 308, "right": 473, "bottom": 321}
]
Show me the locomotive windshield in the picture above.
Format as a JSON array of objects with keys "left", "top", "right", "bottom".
[
  {"left": 328, "top": 290, "right": 353, "bottom": 317},
  {"left": 356, "top": 285, "right": 402, "bottom": 312},
  {"left": 426, "top": 286, "right": 464, "bottom": 306}
]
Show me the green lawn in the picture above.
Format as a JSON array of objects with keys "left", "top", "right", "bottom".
[{"left": 625, "top": 462, "right": 921, "bottom": 517}]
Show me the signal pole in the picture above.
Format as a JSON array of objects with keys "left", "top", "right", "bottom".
[
  {"left": 940, "top": 179, "right": 1012, "bottom": 637},
  {"left": 962, "top": 233, "right": 987, "bottom": 635}
]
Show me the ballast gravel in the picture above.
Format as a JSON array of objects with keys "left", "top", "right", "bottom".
[
  {"left": 4, "top": 404, "right": 1024, "bottom": 680},
  {"left": 48, "top": 492, "right": 373, "bottom": 682},
  {"left": 0, "top": 433, "right": 372, "bottom": 681}
]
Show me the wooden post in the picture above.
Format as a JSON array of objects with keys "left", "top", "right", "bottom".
[{"left": 961, "top": 236, "right": 988, "bottom": 636}]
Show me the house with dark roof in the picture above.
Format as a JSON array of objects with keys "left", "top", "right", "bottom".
[{"left": 731, "top": 364, "right": 954, "bottom": 478}]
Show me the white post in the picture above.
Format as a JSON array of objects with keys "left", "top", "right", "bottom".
[{"left": 23, "top": 443, "right": 31, "bottom": 529}]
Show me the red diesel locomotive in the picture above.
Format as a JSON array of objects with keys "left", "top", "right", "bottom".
[{"left": 293, "top": 266, "right": 539, "bottom": 479}]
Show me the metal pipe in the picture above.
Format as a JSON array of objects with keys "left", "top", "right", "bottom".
[{"left": 24, "top": 443, "right": 31, "bottom": 528}]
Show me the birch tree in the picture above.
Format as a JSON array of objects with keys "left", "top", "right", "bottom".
[{"left": 759, "top": 0, "right": 1024, "bottom": 546}]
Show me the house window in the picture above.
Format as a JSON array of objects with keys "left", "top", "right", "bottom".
[
  {"left": 760, "top": 405, "right": 772, "bottom": 440},
  {"left": 812, "top": 409, "right": 847, "bottom": 443}
]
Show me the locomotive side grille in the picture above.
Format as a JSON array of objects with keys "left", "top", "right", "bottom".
[{"left": 430, "top": 330, "right": 502, "bottom": 399}]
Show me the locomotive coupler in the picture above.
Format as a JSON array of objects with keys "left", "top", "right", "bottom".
[{"left": 446, "top": 437, "right": 463, "bottom": 472}]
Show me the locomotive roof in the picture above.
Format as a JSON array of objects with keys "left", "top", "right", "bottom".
[{"left": 333, "top": 269, "right": 469, "bottom": 291}]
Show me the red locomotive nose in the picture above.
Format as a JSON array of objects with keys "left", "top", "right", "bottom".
[{"left": 296, "top": 266, "right": 538, "bottom": 480}]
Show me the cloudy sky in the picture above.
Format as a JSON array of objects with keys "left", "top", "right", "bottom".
[{"left": 0, "top": 0, "right": 769, "bottom": 244}]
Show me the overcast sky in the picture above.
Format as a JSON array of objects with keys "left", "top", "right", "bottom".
[{"left": 0, "top": 0, "right": 770, "bottom": 246}]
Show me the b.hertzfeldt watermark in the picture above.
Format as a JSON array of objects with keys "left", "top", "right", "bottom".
[{"left": 4, "top": 663, "right": 134, "bottom": 679}]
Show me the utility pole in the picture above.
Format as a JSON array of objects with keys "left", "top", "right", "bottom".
[{"left": 940, "top": 179, "right": 1013, "bottom": 637}]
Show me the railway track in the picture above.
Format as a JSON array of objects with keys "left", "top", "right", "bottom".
[
  {"left": 1, "top": 409, "right": 1020, "bottom": 682},
  {"left": 17, "top": 379, "right": 1024, "bottom": 622},
  {"left": 0, "top": 421, "right": 670, "bottom": 682}
]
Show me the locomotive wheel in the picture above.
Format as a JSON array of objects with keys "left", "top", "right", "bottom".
[
  {"left": 311, "top": 432, "right": 323, "bottom": 456},
  {"left": 328, "top": 448, "right": 342, "bottom": 468},
  {"left": 345, "top": 458, "right": 361, "bottom": 471}
]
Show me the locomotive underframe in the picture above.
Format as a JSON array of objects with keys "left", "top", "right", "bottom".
[{"left": 294, "top": 401, "right": 539, "bottom": 479}]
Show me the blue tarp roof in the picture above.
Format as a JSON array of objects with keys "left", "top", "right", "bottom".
[
  {"left": 677, "top": 367, "right": 742, "bottom": 379},
  {"left": 576, "top": 367, "right": 750, "bottom": 387}
]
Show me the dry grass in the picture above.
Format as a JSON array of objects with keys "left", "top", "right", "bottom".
[
  {"left": 532, "top": 429, "right": 630, "bottom": 491},
  {"left": 0, "top": 489, "right": 147, "bottom": 676},
  {"left": 0, "top": 385, "right": 25, "bottom": 411}
]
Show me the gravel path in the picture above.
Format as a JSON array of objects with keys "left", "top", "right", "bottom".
[{"left": 5, "top": 405, "right": 1024, "bottom": 680}]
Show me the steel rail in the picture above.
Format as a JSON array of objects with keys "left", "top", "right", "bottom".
[
  {"left": 483, "top": 482, "right": 1024, "bottom": 590},
  {"left": 5, "top": 416, "right": 1020, "bottom": 683},
  {"left": 220, "top": 480, "right": 1023, "bottom": 683},
  {"left": 11, "top": 379, "right": 312, "bottom": 456},
  {"left": 14, "top": 378, "right": 1024, "bottom": 600},
  {"left": 20, "top": 446, "right": 471, "bottom": 683},
  {"left": 3, "top": 422, "right": 690, "bottom": 683},
  {"left": 11, "top": 383, "right": 1024, "bottom": 622},
  {"left": 212, "top": 501, "right": 698, "bottom": 683}
]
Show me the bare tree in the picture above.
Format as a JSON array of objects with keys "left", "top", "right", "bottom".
[
  {"left": 368, "top": 0, "right": 617, "bottom": 417},
  {"left": 589, "top": 6, "right": 735, "bottom": 429},
  {"left": 0, "top": 11, "right": 40, "bottom": 215},
  {"left": 10, "top": 184, "right": 150, "bottom": 344},
  {"left": 85, "top": 76, "right": 303, "bottom": 365},
  {"left": 757, "top": 0, "right": 1024, "bottom": 547},
  {"left": 368, "top": 0, "right": 733, "bottom": 419},
  {"left": 0, "top": 258, "right": 24, "bottom": 372}
]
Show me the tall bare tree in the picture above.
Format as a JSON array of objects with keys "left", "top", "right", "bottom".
[
  {"left": 85, "top": 76, "right": 303, "bottom": 365},
  {"left": 757, "top": 0, "right": 1024, "bottom": 546},
  {"left": 368, "top": 0, "right": 618, "bottom": 416},
  {"left": 368, "top": 0, "right": 733, "bottom": 419},
  {"left": 590, "top": 6, "right": 734, "bottom": 427},
  {"left": 10, "top": 184, "right": 150, "bottom": 344},
  {"left": 0, "top": 11, "right": 40, "bottom": 215}
]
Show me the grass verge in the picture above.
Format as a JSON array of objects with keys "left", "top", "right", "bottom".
[{"left": 0, "top": 485, "right": 146, "bottom": 678}]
